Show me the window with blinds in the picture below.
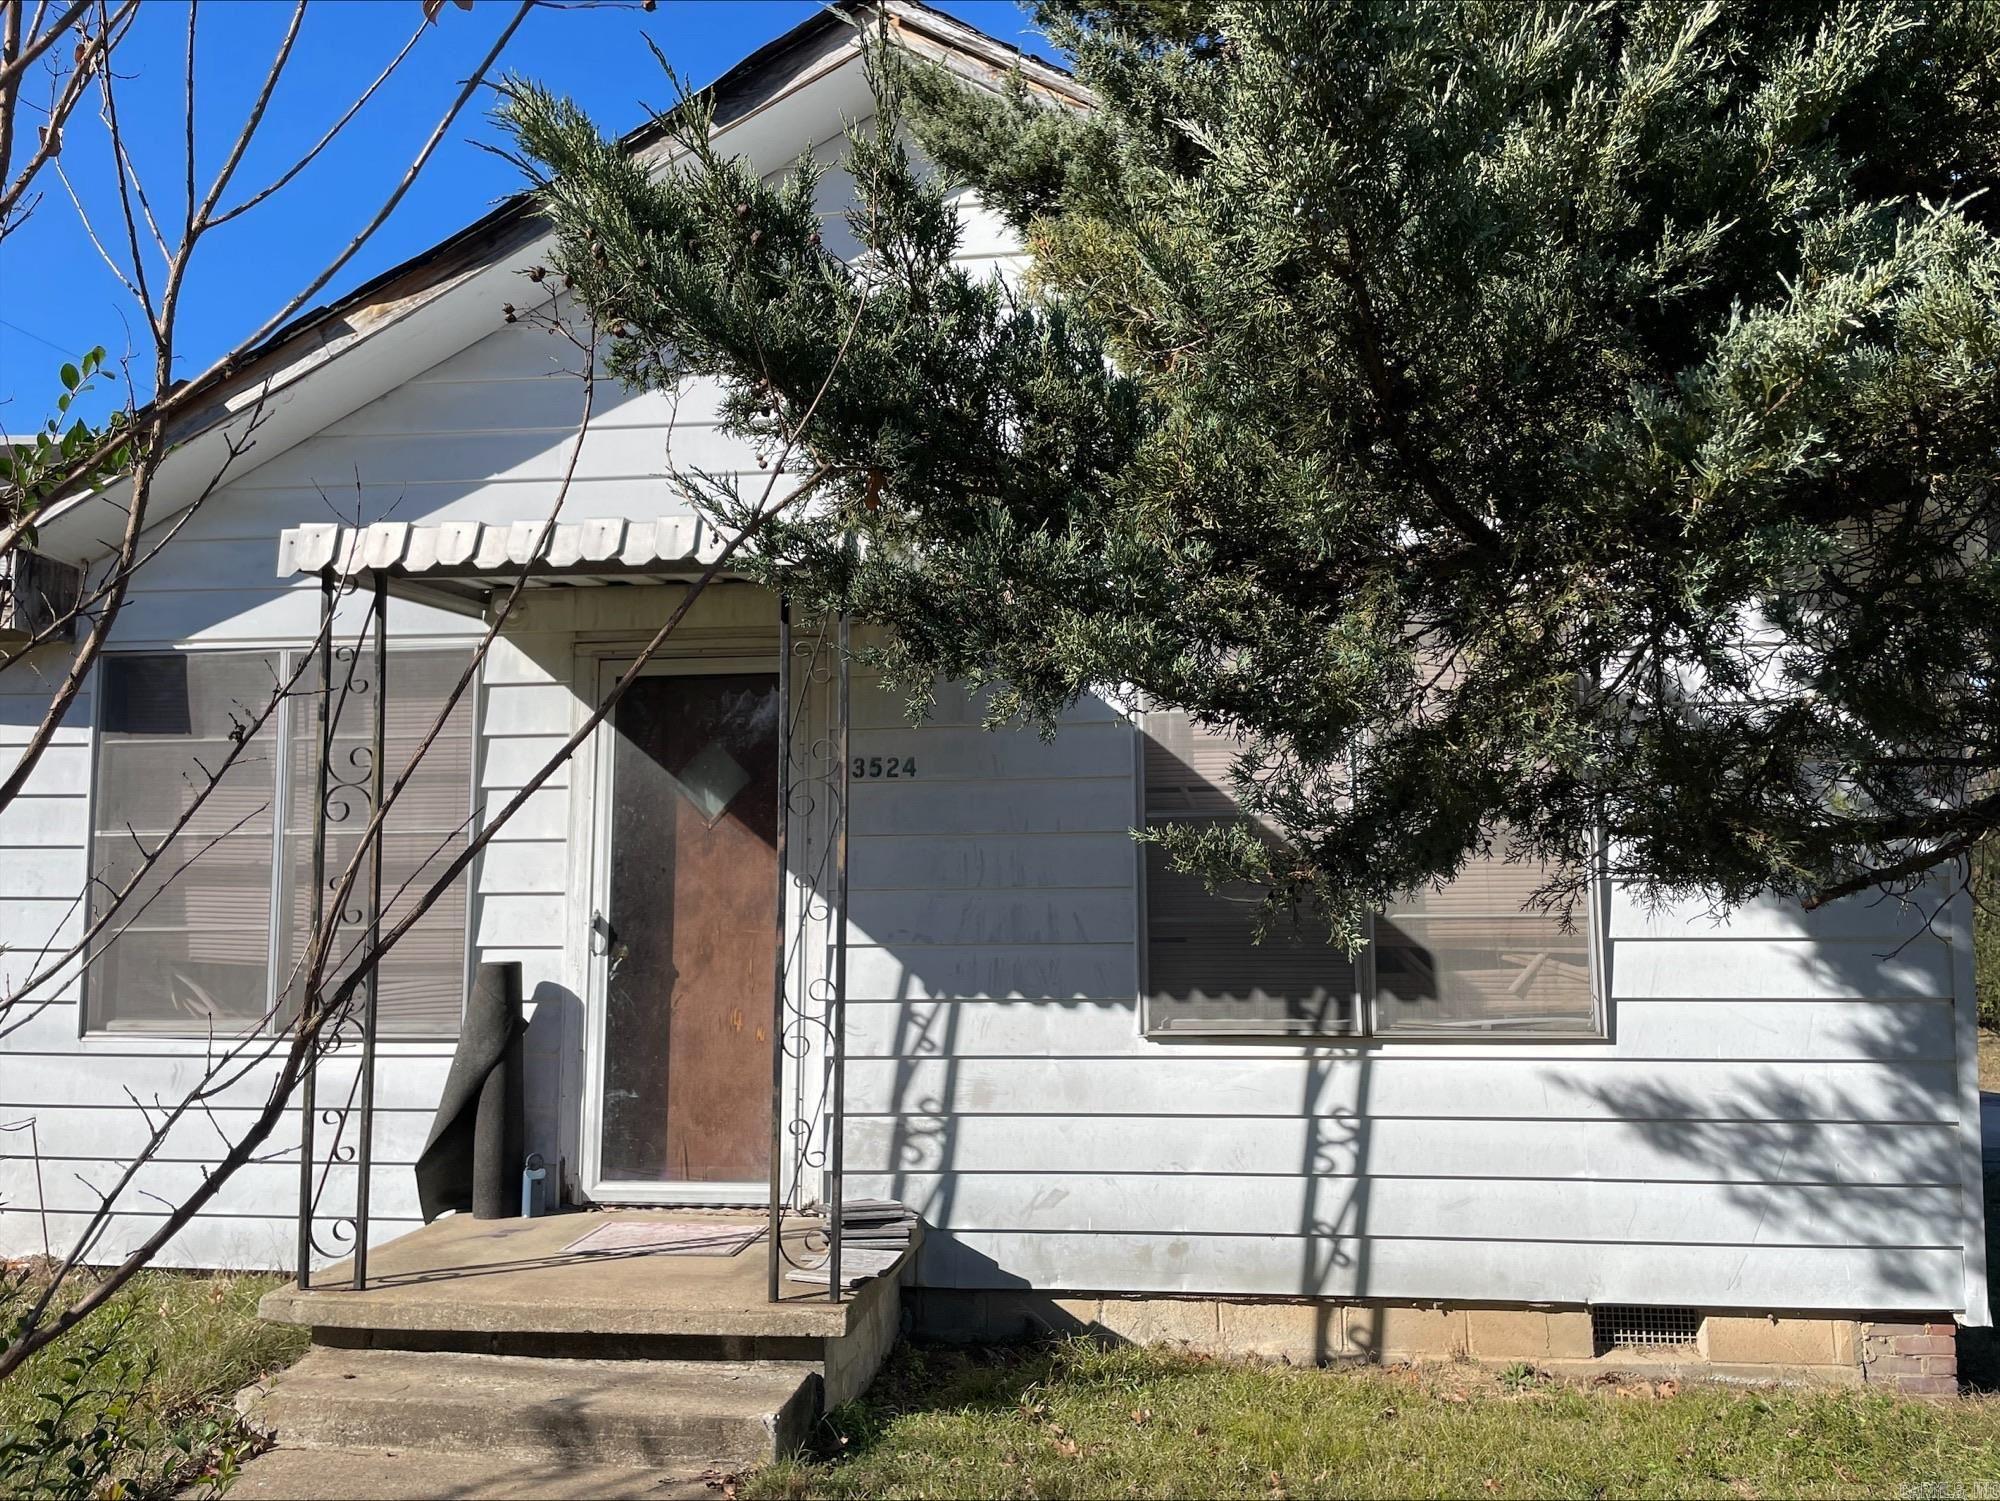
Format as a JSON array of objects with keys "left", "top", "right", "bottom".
[
  {"left": 1139, "top": 708, "right": 1598, "bottom": 1038},
  {"left": 90, "top": 653, "right": 283, "bottom": 1031},
  {"left": 86, "top": 647, "right": 474, "bottom": 1036},
  {"left": 1141, "top": 709, "right": 1360, "bottom": 1035},
  {"left": 279, "top": 649, "right": 476, "bottom": 1037},
  {"left": 1373, "top": 852, "right": 1596, "bottom": 1035}
]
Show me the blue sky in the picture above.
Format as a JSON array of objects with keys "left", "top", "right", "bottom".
[{"left": 0, "top": 0, "right": 1055, "bottom": 431}]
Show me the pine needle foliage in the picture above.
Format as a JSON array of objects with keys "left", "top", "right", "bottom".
[{"left": 501, "top": 1, "right": 2000, "bottom": 940}]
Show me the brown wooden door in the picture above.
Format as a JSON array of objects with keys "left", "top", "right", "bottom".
[{"left": 598, "top": 672, "right": 778, "bottom": 1186}]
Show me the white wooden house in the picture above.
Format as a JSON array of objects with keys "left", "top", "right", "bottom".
[{"left": 0, "top": 2, "right": 1988, "bottom": 1380}]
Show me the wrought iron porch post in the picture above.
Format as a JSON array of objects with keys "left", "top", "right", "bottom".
[
  {"left": 769, "top": 595, "right": 791, "bottom": 1303},
  {"left": 827, "top": 610, "right": 850, "bottom": 1301},
  {"left": 352, "top": 571, "right": 388, "bottom": 1290},
  {"left": 296, "top": 568, "right": 335, "bottom": 1291}
]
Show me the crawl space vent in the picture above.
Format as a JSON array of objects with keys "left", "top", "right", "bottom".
[{"left": 1590, "top": 1304, "right": 1702, "bottom": 1355}]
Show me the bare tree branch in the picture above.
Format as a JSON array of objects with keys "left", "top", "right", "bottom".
[
  {"left": 206, "top": 6, "right": 422, "bottom": 230},
  {"left": 0, "top": 0, "right": 86, "bottom": 97},
  {"left": 217, "top": 0, "right": 535, "bottom": 365}
]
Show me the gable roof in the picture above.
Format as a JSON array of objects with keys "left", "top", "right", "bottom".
[{"left": 35, "top": 0, "right": 1079, "bottom": 564}]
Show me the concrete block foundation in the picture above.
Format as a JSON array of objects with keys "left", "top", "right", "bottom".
[{"left": 906, "top": 1289, "right": 1959, "bottom": 1390}]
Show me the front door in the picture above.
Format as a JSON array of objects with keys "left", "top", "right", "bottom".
[{"left": 586, "top": 662, "right": 779, "bottom": 1202}]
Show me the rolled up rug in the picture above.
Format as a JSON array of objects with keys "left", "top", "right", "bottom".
[{"left": 414, "top": 960, "right": 524, "bottom": 1221}]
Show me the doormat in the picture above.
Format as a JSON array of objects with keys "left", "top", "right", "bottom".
[{"left": 561, "top": 1220, "right": 762, "bottom": 1258}]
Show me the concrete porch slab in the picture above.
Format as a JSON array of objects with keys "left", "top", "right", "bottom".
[{"left": 260, "top": 1210, "right": 888, "bottom": 1341}]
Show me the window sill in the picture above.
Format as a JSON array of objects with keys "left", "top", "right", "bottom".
[
  {"left": 73, "top": 1028, "right": 462, "bottom": 1054},
  {"left": 1140, "top": 1026, "right": 1613, "bottom": 1052}
]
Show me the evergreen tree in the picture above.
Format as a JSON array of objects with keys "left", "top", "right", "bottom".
[{"left": 502, "top": 1, "right": 2000, "bottom": 940}]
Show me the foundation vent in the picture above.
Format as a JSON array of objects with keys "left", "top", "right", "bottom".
[{"left": 1590, "top": 1304, "right": 1702, "bottom": 1355}]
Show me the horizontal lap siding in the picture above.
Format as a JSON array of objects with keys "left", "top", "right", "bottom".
[
  {"left": 474, "top": 638, "right": 574, "bottom": 1006},
  {"left": 845, "top": 1058, "right": 1956, "bottom": 1123},
  {"left": 0, "top": 266, "right": 831, "bottom": 1267},
  {"left": 0, "top": 308, "right": 617, "bottom": 1270},
  {"left": 915, "top": 1234, "right": 1966, "bottom": 1310},
  {"left": 876, "top": 1173, "right": 1957, "bottom": 1246},
  {"left": 0, "top": 682, "right": 89, "bottom": 1010},
  {"left": 843, "top": 678, "right": 1975, "bottom": 1313},
  {"left": 11, "top": 1211, "right": 390, "bottom": 1272},
  {"left": 845, "top": 1116, "right": 1965, "bottom": 1186},
  {"left": 843, "top": 997, "right": 1956, "bottom": 1061}
]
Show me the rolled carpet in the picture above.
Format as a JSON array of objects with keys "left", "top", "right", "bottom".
[{"left": 414, "top": 960, "right": 524, "bottom": 1221}]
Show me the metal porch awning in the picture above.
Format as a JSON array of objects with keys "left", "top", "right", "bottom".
[
  {"left": 280, "top": 516, "right": 855, "bottom": 1307},
  {"left": 276, "top": 517, "right": 750, "bottom": 615}
]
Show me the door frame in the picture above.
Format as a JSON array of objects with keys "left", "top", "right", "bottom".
[{"left": 574, "top": 649, "right": 781, "bottom": 1206}]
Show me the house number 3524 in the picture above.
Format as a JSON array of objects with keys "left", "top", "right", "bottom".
[{"left": 852, "top": 756, "right": 917, "bottom": 779}]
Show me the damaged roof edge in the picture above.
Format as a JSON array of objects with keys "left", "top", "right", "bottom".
[{"left": 45, "top": 0, "right": 1079, "bottom": 548}]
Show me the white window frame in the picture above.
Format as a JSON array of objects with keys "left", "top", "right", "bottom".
[
  {"left": 81, "top": 643, "right": 479, "bottom": 1041},
  {"left": 1133, "top": 719, "right": 1608, "bottom": 1042}
]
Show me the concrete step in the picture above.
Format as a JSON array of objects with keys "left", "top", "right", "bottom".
[
  {"left": 217, "top": 1445, "right": 722, "bottom": 1500},
  {"left": 238, "top": 1347, "right": 820, "bottom": 1471}
]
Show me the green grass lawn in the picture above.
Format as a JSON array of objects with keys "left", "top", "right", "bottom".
[
  {"left": 3, "top": 1272, "right": 1997, "bottom": 1500},
  {"left": 749, "top": 1341, "right": 2000, "bottom": 1501},
  {"left": 0, "top": 1267, "right": 305, "bottom": 1499}
]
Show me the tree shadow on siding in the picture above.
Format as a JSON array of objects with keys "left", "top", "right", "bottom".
[
  {"left": 1549, "top": 1014, "right": 1969, "bottom": 1309},
  {"left": 1302, "top": 1051, "right": 1374, "bottom": 1363},
  {"left": 865, "top": 1000, "right": 1372, "bottom": 1367}
]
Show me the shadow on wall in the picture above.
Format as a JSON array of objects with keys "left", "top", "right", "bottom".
[
  {"left": 862, "top": 1025, "right": 1377, "bottom": 1366},
  {"left": 50, "top": 371, "right": 681, "bottom": 644},
  {"left": 522, "top": 983, "right": 583, "bottom": 1206},
  {"left": 842, "top": 684, "right": 1384, "bottom": 1366},
  {"left": 877, "top": 1048, "right": 1375, "bottom": 1367},
  {"left": 1551, "top": 999, "right": 1968, "bottom": 1307},
  {"left": 855, "top": 814, "right": 1980, "bottom": 1345},
  {"left": 0, "top": 650, "right": 91, "bottom": 725}
]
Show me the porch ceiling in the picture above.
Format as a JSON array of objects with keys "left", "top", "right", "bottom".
[{"left": 275, "top": 518, "right": 754, "bottom": 616}]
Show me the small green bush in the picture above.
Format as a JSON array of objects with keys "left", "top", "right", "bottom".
[{"left": 0, "top": 1267, "right": 301, "bottom": 1500}]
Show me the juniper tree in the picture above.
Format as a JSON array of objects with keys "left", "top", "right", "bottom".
[{"left": 502, "top": 1, "right": 2000, "bottom": 940}]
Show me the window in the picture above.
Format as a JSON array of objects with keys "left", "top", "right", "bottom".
[
  {"left": 279, "top": 649, "right": 476, "bottom": 1036},
  {"left": 91, "top": 652, "right": 282, "bottom": 1030},
  {"left": 1141, "top": 710, "right": 1359, "bottom": 1035},
  {"left": 87, "top": 648, "right": 474, "bottom": 1036},
  {"left": 1139, "top": 708, "right": 1599, "bottom": 1038}
]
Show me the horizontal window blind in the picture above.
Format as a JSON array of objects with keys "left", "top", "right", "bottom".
[
  {"left": 89, "top": 652, "right": 281, "bottom": 1032},
  {"left": 281, "top": 648, "right": 474, "bottom": 1037},
  {"left": 1374, "top": 846, "right": 1595, "bottom": 1034},
  {"left": 1141, "top": 709, "right": 1359, "bottom": 1034},
  {"left": 1139, "top": 707, "right": 1597, "bottom": 1038},
  {"left": 87, "top": 647, "right": 473, "bottom": 1037}
]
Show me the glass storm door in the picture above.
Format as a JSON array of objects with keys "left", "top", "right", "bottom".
[{"left": 587, "top": 663, "right": 779, "bottom": 1202}]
